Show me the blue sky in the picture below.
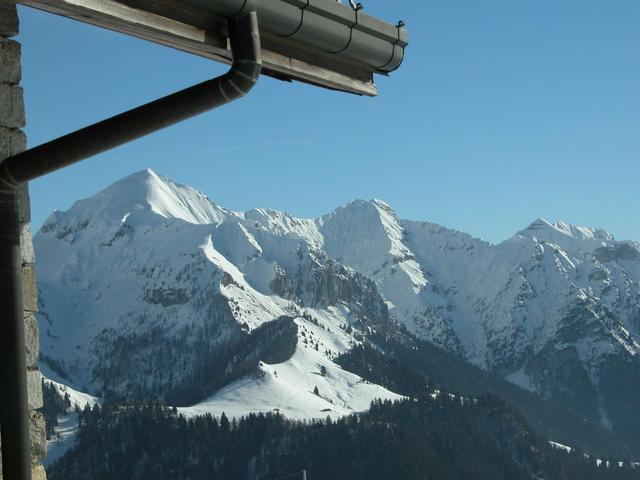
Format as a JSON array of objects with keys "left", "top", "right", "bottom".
[{"left": 16, "top": 1, "right": 640, "bottom": 244}]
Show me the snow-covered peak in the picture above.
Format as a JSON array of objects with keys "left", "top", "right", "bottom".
[
  {"left": 40, "top": 169, "right": 232, "bottom": 236},
  {"left": 512, "top": 218, "right": 614, "bottom": 246},
  {"left": 129, "top": 168, "right": 232, "bottom": 225},
  {"left": 523, "top": 217, "right": 554, "bottom": 232},
  {"left": 317, "top": 199, "right": 428, "bottom": 332},
  {"left": 318, "top": 199, "right": 414, "bottom": 275}
]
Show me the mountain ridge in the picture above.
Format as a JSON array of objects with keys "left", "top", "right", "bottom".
[
  {"left": 50, "top": 168, "right": 631, "bottom": 244},
  {"left": 35, "top": 168, "right": 640, "bottom": 456}
]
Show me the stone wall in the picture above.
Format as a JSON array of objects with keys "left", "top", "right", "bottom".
[{"left": 0, "top": 2, "right": 46, "bottom": 479}]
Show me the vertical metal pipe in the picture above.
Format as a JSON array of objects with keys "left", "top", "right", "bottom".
[{"left": 0, "top": 189, "right": 31, "bottom": 480}]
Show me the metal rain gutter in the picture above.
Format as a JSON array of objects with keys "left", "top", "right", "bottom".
[
  {"left": 188, "top": 0, "right": 409, "bottom": 75},
  {"left": 0, "top": 10, "right": 261, "bottom": 480}
]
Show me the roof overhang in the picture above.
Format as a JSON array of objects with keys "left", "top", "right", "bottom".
[{"left": 18, "top": 0, "right": 409, "bottom": 96}]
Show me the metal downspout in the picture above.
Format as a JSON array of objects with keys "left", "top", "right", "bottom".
[
  {"left": 0, "top": 11, "right": 261, "bottom": 480},
  {"left": 2, "top": 12, "right": 261, "bottom": 184},
  {"left": 0, "top": 186, "right": 31, "bottom": 480}
]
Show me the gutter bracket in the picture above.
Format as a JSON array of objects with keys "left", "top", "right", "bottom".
[
  {"left": 375, "top": 20, "right": 406, "bottom": 72},
  {"left": 279, "top": 0, "right": 310, "bottom": 38},
  {"left": 326, "top": 6, "right": 360, "bottom": 55}
]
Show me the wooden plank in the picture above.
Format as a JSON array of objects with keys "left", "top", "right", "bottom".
[
  {"left": 17, "top": 0, "right": 378, "bottom": 96},
  {"left": 263, "top": 50, "right": 377, "bottom": 96}
]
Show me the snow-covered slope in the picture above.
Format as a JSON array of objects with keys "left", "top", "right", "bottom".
[
  {"left": 181, "top": 316, "right": 402, "bottom": 420},
  {"left": 42, "top": 378, "right": 100, "bottom": 467},
  {"left": 36, "top": 169, "right": 640, "bottom": 434}
]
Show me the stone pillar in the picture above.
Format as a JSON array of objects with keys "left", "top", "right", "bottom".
[{"left": 0, "top": 2, "right": 46, "bottom": 479}]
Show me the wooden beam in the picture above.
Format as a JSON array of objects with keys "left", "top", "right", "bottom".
[{"left": 17, "top": 0, "right": 378, "bottom": 96}]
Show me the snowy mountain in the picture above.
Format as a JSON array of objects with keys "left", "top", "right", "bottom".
[
  {"left": 36, "top": 169, "right": 401, "bottom": 419},
  {"left": 35, "top": 169, "right": 640, "bottom": 449}
]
